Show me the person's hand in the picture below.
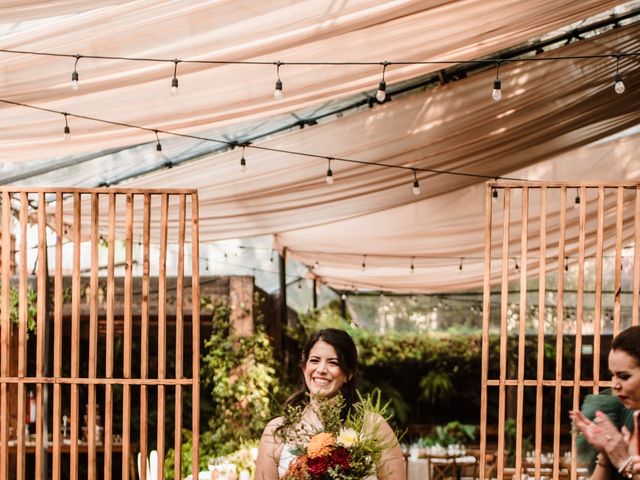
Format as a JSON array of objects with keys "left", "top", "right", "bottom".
[{"left": 569, "top": 410, "right": 628, "bottom": 467}]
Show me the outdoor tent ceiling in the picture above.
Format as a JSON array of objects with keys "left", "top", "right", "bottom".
[{"left": 2, "top": 1, "right": 640, "bottom": 293}]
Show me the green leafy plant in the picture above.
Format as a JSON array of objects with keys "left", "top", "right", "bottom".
[
  {"left": 0, "top": 286, "right": 37, "bottom": 332},
  {"left": 420, "top": 421, "right": 476, "bottom": 446},
  {"left": 165, "top": 294, "right": 284, "bottom": 479},
  {"left": 419, "top": 371, "right": 454, "bottom": 405}
]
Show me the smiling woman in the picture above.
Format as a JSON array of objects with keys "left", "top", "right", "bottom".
[
  {"left": 255, "top": 329, "right": 405, "bottom": 480},
  {"left": 570, "top": 326, "right": 640, "bottom": 480}
]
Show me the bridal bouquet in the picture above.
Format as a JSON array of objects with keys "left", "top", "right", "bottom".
[{"left": 277, "top": 391, "right": 391, "bottom": 480}]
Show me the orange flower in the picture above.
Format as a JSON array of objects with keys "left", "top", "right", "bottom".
[
  {"left": 284, "top": 454, "right": 309, "bottom": 480},
  {"left": 307, "top": 432, "right": 335, "bottom": 458}
]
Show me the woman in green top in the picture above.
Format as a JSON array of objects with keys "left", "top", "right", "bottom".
[{"left": 570, "top": 326, "right": 640, "bottom": 479}]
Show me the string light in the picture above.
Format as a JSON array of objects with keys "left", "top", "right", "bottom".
[
  {"left": 313, "top": 259, "right": 319, "bottom": 269},
  {"left": 71, "top": 54, "right": 81, "bottom": 91},
  {"left": 412, "top": 169, "right": 420, "bottom": 195},
  {"left": 154, "top": 130, "right": 163, "bottom": 158},
  {"left": 171, "top": 59, "right": 180, "bottom": 96},
  {"left": 376, "top": 61, "right": 389, "bottom": 102},
  {"left": 492, "top": 62, "right": 502, "bottom": 101},
  {"left": 459, "top": 257, "right": 464, "bottom": 271},
  {"left": 564, "top": 256, "right": 569, "bottom": 272},
  {"left": 326, "top": 158, "right": 334, "bottom": 184},
  {"left": 274, "top": 61, "right": 283, "bottom": 100},
  {"left": 410, "top": 256, "right": 415, "bottom": 274},
  {"left": 63, "top": 114, "right": 71, "bottom": 140},
  {"left": 514, "top": 257, "right": 519, "bottom": 271},
  {"left": 240, "top": 146, "right": 247, "bottom": 173},
  {"left": 0, "top": 97, "right": 615, "bottom": 187},
  {"left": 614, "top": 56, "right": 625, "bottom": 94},
  {"left": 361, "top": 254, "right": 367, "bottom": 270}
]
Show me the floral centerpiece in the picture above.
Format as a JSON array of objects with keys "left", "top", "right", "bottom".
[{"left": 277, "top": 391, "right": 393, "bottom": 480}]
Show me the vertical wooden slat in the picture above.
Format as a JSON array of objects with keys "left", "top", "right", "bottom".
[
  {"left": 174, "top": 194, "right": 186, "bottom": 480},
  {"left": 122, "top": 193, "right": 134, "bottom": 480},
  {"left": 191, "top": 192, "right": 201, "bottom": 478},
  {"left": 157, "top": 193, "right": 169, "bottom": 480},
  {"left": 571, "top": 186, "right": 587, "bottom": 480},
  {"left": 552, "top": 187, "right": 566, "bottom": 479},
  {"left": 479, "top": 184, "right": 493, "bottom": 480},
  {"left": 534, "top": 186, "right": 547, "bottom": 478},
  {"left": 593, "top": 187, "right": 604, "bottom": 391},
  {"left": 514, "top": 187, "right": 528, "bottom": 478},
  {"left": 613, "top": 187, "right": 623, "bottom": 336},
  {"left": 88, "top": 193, "right": 99, "bottom": 479},
  {"left": 104, "top": 193, "right": 116, "bottom": 479},
  {"left": 632, "top": 188, "right": 640, "bottom": 326},
  {"left": 140, "top": 193, "right": 151, "bottom": 480},
  {"left": 35, "top": 192, "right": 47, "bottom": 480},
  {"left": 17, "top": 193, "right": 28, "bottom": 480},
  {"left": 70, "top": 192, "right": 81, "bottom": 480},
  {"left": 1, "top": 191, "right": 11, "bottom": 480},
  {"left": 496, "top": 188, "right": 510, "bottom": 477},
  {"left": 52, "top": 192, "right": 63, "bottom": 480}
]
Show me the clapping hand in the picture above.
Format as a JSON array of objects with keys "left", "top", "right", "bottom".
[{"left": 569, "top": 410, "right": 629, "bottom": 467}]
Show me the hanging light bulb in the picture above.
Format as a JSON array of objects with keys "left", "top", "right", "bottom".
[
  {"left": 274, "top": 61, "right": 283, "bottom": 100},
  {"left": 361, "top": 255, "right": 367, "bottom": 270},
  {"left": 171, "top": 59, "right": 180, "bottom": 96},
  {"left": 574, "top": 188, "right": 581, "bottom": 209},
  {"left": 412, "top": 169, "right": 420, "bottom": 195},
  {"left": 71, "top": 54, "right": 81, "bottom": 91},
  {"left": 154, "top": 130, "right": 163, "bottom": 158},
  {"left": 63, "top": 114, "right": 71, "bottom": 141},
  {"left": 71, "top": 71, "right": 79, "bottom": 91},
  {"left": 614, "top": 56, "right": 625, "bottom": 94},
  {"left": 459, "top": 258, "right": 464, "bottom": 271},
  {"left": 410, "top": 257, "right": 415, "bottom": 274},
  {"left": 376, "top": 61, "right": 389, "bottom": 102},
  {"left": 326, "top": 158, "right": 334, "bottom": 184},
  {"left": 376, "top": 80, "right": 386, "bottom": 102},
  {"left": 492, "top": 62, "right": 502, "bottom": 101},
  {"left": 240, "top": 146, "right": 247, "bottom": 173},
  {"left": 492, "top": 188, "right": 498, "bottom": 199},
  {"left": 274, "top": 79, "right": 283, "bottom": 100},
  {"left": 314, "top": 260, "right": 319, "bottom": 269},
  {"left": 614, "top": 72, "right": 625, "bottom": 94}
]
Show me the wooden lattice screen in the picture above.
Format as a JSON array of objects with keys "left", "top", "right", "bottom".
[
  {"left": 0, "top": 188, "right": 200, "bottom": 479},
  {"left": 480, "top": 182, "right": 640, "bottom": 480}
]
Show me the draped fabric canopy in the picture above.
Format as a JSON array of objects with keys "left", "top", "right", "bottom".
[{"left": 2, "top": 1, "right": 640, "bottom": 292}]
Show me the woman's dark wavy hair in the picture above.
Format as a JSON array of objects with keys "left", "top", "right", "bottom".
[
  {"left": 285, "top": 328, "right": 358, "bottom": 421},
  {"left": 611, "top": 325, "right": 640, "bottom": 365}
]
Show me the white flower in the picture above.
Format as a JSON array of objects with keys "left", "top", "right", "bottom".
[{"left": 337, "top": 427, "right": 358, "bottom": 447}]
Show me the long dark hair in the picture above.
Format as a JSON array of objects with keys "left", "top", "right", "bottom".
[
  {"left": 611, "top": 325, "right": 640, "bottom": 365},
  {"left": 286, "top": 328, "right": 359, "bottom": 420}
]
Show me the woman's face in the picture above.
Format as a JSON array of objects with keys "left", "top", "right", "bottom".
[
  {"left": 303, "top": 339, "right": 349, "bottom": 397},
  {"left": 609, "top": 349, "right": 640, "bottom": 410}
]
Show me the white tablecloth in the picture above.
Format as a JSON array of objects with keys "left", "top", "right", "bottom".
[{"left": 407, "top": 456, "right": 478, "bottom": 480}]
